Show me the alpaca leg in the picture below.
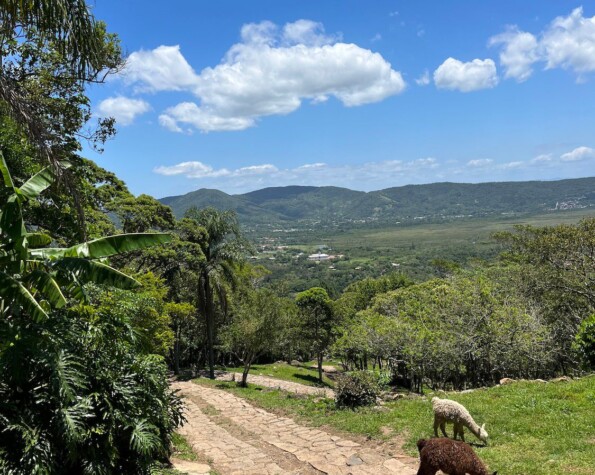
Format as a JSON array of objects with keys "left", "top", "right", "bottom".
[
  {"left": 440, "top": 421, "right": 448, "bottom": 438},
  {"left": 416, "top": 460, "right": 437, "bottom": 475},
  {"left": 458, "top": 426, "right": 465, "bottom": 442},
  {"left": 433, "top": 417, "right": 440, "bottom": 437}
]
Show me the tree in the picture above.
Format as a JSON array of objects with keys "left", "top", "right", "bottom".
[
  {"left": 494, "top": 219, "right": 595, "bottom": 372},
  {"left": 295, "top": 287, "right": 336, "bottom": 383},
  {"left": 220, "top": 288, "right": 286, "bottom": 387},
  {"left": 0, "top": 0, "right": 122, "bottom": 167},
  {"left": 0, "top": 158, "right": 182, "bottom": 472},
  {"left": 0, "top": 154, "right": 170, "bottom": 321},
  {"left": 184, "top": 207, "right": 251, "bottom": 378}
]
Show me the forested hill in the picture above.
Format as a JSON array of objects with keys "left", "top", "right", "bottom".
[{"left": 160, "top": 177, "right": 595, "bottom": 225}]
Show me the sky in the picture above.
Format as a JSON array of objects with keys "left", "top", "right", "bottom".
[{"left": 85, "top": 1, "right": 595, "bottom": 197}]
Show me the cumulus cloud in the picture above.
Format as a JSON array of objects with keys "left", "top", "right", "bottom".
[
  {"left": 433, "top": 58, "right": 498, "bottom": 92},
  {"left": 560, "top": 146, "right": 595, "bottom": 161},
  {"left": 467, "top": 159, "right": 493, "bottom": 167},
  {"left": 125, "top": 20, "right": 406, "bottom": 132},
  {"left": 97, "top": 96, "right": 150, "bottom": 125},
  {"left": 489, "top": 28, "right": 539, "bottom": 81},
  {"left": 415, "top": 70, "right": 430, "bottom": 86},
  {"left": 124, "top": 45, "right": 199, "bottom": 92},
  {"left": 490, "top": 7, "right": 595, "bottom": 81}
]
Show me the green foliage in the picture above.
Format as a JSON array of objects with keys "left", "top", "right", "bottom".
[
  {"left": 89, "top": 273, "right": 175, "bottom": 357},
  {"left": 0, "top": 1, "right": 122, "bottom": 167},
  {"left": 574, "top": 314, "right": 595, "bottom": 369},
  {"left": 184, "top": 207, "right": 251, "bottom": 378},
  {"left": 108, "top": 194, "right": 176, "bottom": 233},
  {"left": 0, "top": 304, "right": 184, "bottom": 474},
  {"left": 335, "top": 371, "right": 380, "bottom": 408},
  {"left": 495, "top": 218, "right": 595, "bottom": 372},
  {"left": 295, "top": 287, "right": 337, "bottom": 382},
  {"left": 220, "top": 287, "right": 289, "bottom": 386}
]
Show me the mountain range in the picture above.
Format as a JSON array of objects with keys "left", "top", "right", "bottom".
[{"left": 160, "top": 177, "right": 595, "bottom": 227}]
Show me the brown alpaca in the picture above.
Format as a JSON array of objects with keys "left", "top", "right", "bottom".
[{"left": 417, "top": 438, "right": 497, "bottom": 475}]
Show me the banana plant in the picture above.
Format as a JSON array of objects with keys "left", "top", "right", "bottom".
[{"left": 0, "top": 153, "right": 171, "bottom": 322}]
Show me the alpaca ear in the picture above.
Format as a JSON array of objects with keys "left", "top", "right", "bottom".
[{"left": 481, "top": 423, "right": 486, "bottom": 430}]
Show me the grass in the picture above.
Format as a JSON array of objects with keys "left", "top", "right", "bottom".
[
  {"left": 219, "top": 362, "right": 336, "bottom": 388},
  {"left": 193, "top": 375, "right": 595, "bottom": 475},
  {"left": 151, "top": 433, "right": 219, "bottom": 475}
]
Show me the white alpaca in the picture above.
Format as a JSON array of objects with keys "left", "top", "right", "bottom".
[{"left": 431, "top": 397, "right": 489, "bottom": 445}]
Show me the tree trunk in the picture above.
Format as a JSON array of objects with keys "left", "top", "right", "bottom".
[
  {"left": 241, "top": 362, "right": 251, "bottom": 387},
  {"left": 174, "top": 326, "right": 181, "bottom": 375},
  {"left": 317, "top": 352, "right": 323, "bottom": 383},
  {"left": 204, "top": 275, "right": 216, "bottom": 379}
]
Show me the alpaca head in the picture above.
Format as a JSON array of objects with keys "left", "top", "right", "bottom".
[{"left": 479, "top": 423, "right": 489, "bottom": 444}]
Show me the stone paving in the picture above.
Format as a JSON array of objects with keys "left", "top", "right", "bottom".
[
  {"left": 173, "top": 380, "right": 417, "bottom": 475},
  {"left": 211, "top": 370, "right": 335, "bottom": 398}
]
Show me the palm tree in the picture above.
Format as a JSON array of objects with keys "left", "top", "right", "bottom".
[{"left": 184, "top": 207, "right": 250, "bottom": 378}]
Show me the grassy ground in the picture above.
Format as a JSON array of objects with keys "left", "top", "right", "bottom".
[
  {"left": 194, "top": 376, "right": 595, "bottom": 475},
  {"left": 152, "top": 433, "right": 218, "bottom": 475},
  {"left": 219, "top": 362, "right": 336, "bottom": 388}
]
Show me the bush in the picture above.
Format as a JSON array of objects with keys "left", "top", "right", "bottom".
[
  {"left": 574, "top": 314, "right": 595, "bottom": 369},
  {"left": 335, "top": 371, "right": 380, "bottom": 408}
]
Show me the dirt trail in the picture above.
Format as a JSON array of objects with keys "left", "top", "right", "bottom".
[
  {"left": 173, "top": 380, "right": 417, "bottom": 475},
  {"left": 209, "top": 370, "right": 335, "bottom": 398}
]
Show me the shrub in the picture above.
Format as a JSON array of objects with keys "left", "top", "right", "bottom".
[
  {"left": 574, "top": 314, "right": 595, "bottom": 369},
  {"left": 335, "top": 371, "right": 380, "bottom": 408}
]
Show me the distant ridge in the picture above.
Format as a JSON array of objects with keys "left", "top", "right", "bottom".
[{"left": 160, "top": 177, "right": 595, "bottom": 226}]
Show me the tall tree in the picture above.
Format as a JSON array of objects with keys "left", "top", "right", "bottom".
[
  {"left": 0, "top": 0, "right": 122, "bottom": 167},
  {"left": 295, "top": 287, "right": 336, "bottom": 383},
  {"left": 184, "top": 207, "right": 251, "bottom": 378}
]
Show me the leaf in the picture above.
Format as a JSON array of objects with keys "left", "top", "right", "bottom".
[
  {"left": 23, "top": 270, "right": 67, "bottom": 308},
  {"left": 18, "top": 161, "right": 71, "bottom": 200},
  {"left": 26, "top": 233, "right": 52, "bottom": 248},
  {"left": 0, "top": 272, "right": 48, "bottom": 322},
  {"left": 0, "top": 152, "right": 15, "bottom": 191},
  {"left": 53, "top": 258, "right": 141, "bottom": 291},
  {"left": 30, "top": 233, "right": 172, "bottom": 260}
]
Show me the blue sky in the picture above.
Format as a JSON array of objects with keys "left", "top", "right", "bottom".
[{"left": 85, "top": 1, "right": 595, "bottom": 197}]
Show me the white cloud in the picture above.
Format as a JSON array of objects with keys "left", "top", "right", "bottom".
[
  {"left": 296, "top": 163, "right": 326, "bottom": 169},
  {"left": 153, "top": 161, "right": 231, "bottom": 178},
  {"left": 125, "top": 20, "right": 406, "bottom": 132},
  {"left": 236, "top": 164, "right": 279, "bottom": 175},
  {"left": 415, "top": 70, "right": 430, "bottom": 86},
  {"left": 560, "top": 146, "right": 595, "bottom": 161},
  {"left": 414, "top": 157, "right": 438, "bottom": 168},
  {"left": 433, "top": 58, "right": 498, "bottom": 92},
  {"left": 155, "top": 157, "right": 444, "bottom": 189},
  {"left": 500, "top": 161, "right": 524, "bottom": 169},
  {"left": 370, "top": 33, "right": 382, "bottom": 43},
  {"left": 158, "top": 114, "right": 184, "bottom": 133},
  {"left": 159, "top": 102, "right": 254, "bottom": 132},
  {"left": 467, "top": 159, "right": 493, "bottom": 167},
  {"left": 489, "top": 28, "right": 539, "bottom": 82},
  {"left": 531, "top": 153, "right": 553, "bottom": 164},
  {"left": 490, "top": 7, "right": 595, "bottom": 81},
  {"left": 124, "top": 45, "right": 199, "bottom": 92},
  {"left": 97, "top": 96, "right": 150, "bottom": 125},
  {"left": 542, "top": 7, "right": 595, "bottom": 75}
]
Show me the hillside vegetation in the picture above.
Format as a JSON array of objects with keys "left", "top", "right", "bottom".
[{"left": 160, "top": 178, "right": 595, "bottom": 226}]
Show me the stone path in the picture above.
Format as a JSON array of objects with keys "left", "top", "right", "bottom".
[
  {"left": 210, "top": 370, "right": 335, "bottom": 398},
  {"left": 173, "top": 380, "right": 417, "bottom": 475}
]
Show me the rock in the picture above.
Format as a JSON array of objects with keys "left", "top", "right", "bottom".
[
  {"left": 499, "top": 377, "right": 515, "bottom": 385},
  {"left": 534, "top": 379, "right": 547, "bottom": 383},
  {"left": 385, "top": 393, "right": 405, "bottom": 401},
  {"left": 460, "top": 389, "right": 475, "bottom": 393},
  {"left": 290, "top": 360, "right": 301, "bottom": 366},
  {"left": 346, "top": 454, "right": 364, "bottom": 466},
  {"left": 551, "top": 376, "right": 571, "bottom": 382}
]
